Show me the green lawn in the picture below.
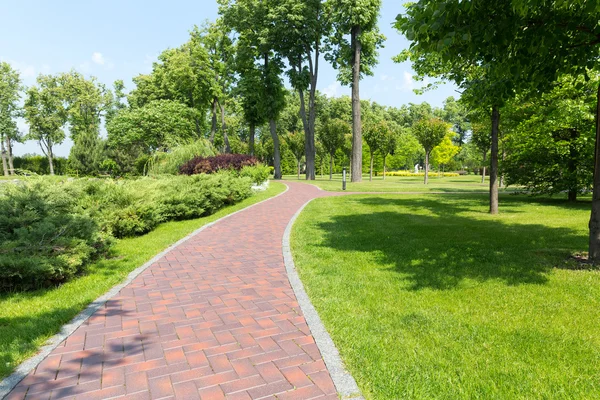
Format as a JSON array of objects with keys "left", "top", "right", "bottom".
[
  {"left": 283, "top": 173, "right": 517, "bottom": 193},
  {"left": 291, "top": 193, "right": 600, "bottom": 399},
  {"left": 0, "top": 181, "right": 286, "bottom": 379}
]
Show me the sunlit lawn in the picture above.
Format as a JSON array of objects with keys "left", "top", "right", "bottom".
[
  {"left": 291, "top": 193, "right": 600, "bottom": 399},
  {"left": 0, "top": 182, "right": 286, "bottom": 379},
  {"left": 282, "top": 173, "right": 516, "bottom": 193}
]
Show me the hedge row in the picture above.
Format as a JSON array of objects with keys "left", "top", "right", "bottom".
[
  {"left": 0, "top": 173, "right": 254, "bottom": 291},
  {"left": 384, "top": 170, "right": 461, "bottom": 177}
]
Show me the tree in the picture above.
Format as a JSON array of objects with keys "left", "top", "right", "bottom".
[
  {"left": 503, "top": 74, "right": 597, "bottom": 201},
  {"left": 442, "top": 97, "right": 471, "bottom": 146},
  {"left": 107, "top": 100, "right": 200, "bottom": 152},
  {"left": 431, "top": 132, "right": 460, "bottom": 172},
  {"left": 68, "top": 130, "right": 106, "bottom": 176},
  {"left": 363, "top": 120, "right": 388, "bottom": 181},
  {"left": 220, "top": 0, "right": 286, "bottom": 179},
  {"left": 412, "top": 118, "right": 448, "bottom": 184},
  {"left": 24, "top": 74, "right": 68, "bottom": 175},
  {"left": 319, "top": 118, "right": 350, "bottom": 179},
  {"left": 327, "top": 0, "right": 385, "bottom": 182},
  {"left": 270, "top": 0, "right": 329, "bottom": 180},
  {"left": 0, "top": 62, "right": 23, "bottom": 176},
  {"left": 380, "top": 124, "right": 398, "bottom": 179},
  {"left": 284, "top": 131, "right": 305, "bottom": 179}
]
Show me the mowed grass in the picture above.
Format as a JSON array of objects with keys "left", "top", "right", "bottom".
[
  {"left": 283, "top": 173, "right": 516, "bottom": 193},
  {"left": 291, "top": 193, "right": 600, "bottom": 399},
  {"left": 0, "top": 182, "right": 286, "bottom": 379}
]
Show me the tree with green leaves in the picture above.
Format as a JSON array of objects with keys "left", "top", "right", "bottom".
[
  {"left": 284, "top": 131, "right": 305, "bottom": 179},
  {"left": 68, "top": 130, "right": 106, "bottom": 176},
  {"left": 0, "top": 62, "right": 23, "bottom": 176},
  {"left": 318, "top": 118, "right": 350, "bottom": 179},
  {"left": 442, "top": 97, "right": 471, "bottom": 146},
  {"left": 363, "top": 120, "right": 389, "bottom": 181},
  {"left": 24, "top": 74, "right": 68, "bottom": 175},
  {"left": 431, "top": 132, "right": 460, "bottom": 172},
  {"left": 412, "top": 118, "right": 448, "bottom": 184},
  {"left": 326, "top": 0, "right": 385, "bottom": 182},
  {"left": 106, "top": 100, "right": 200, "bottom": 152},
  {"left": 220, "top": 0, "right": 286, "bottom": 179},
  {"left": 380, "top": 124, "right": 398, "bottom": 179}
]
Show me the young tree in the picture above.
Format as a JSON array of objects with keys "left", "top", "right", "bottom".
[
  {"left": 412, "top": 118, "right": 448, "bottom": 184},
  {"left": 0, "top": 62, "right": 23, "bottom": 176},
  {"left": 284, "top": 131, "right": 305, "bottom": 179},
  {"left": 24, "top": 75, "right": 68, "bottom": 175},
  {"left": 380, "top": 124, "right": 398, "bottom": 179},
  {"left": 431, "top": 132, "right": 460, "bottom": 172},
  {"left": 318, "top": 118, "right": 350, "bottom": 179},
  {"left": 68, "top": 130, "right": 106, "bottom": 176},
  {"left": 363, "top": 120, "right": 388, "bottom": 181},
  {"left": 327, "top": 0, "right": 385, "bottom": 182}
]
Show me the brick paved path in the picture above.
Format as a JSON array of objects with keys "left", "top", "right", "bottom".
[{"left": 7, "top": 182, "right": 342, "bottom": 400}]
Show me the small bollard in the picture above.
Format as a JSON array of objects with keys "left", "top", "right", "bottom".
[{"left": 342, "top": 167, "right": 347, "bottom": 191}]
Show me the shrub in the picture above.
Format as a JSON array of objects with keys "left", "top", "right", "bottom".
[
  {"left": 384, "top": 170, "right": 460, "bottom": 177},
  {"left": 179, "top": 154, "right": 258, "bottom": 175},
  {"left": 0, "top": 180, "right": 110, "bottom": 291},
  {"left": 240, "top": 165, "right": 271, "bottom": 185},
  {"left": 146, "top": 139, "right": 215, "bottom": 175},
  {"left": 0, "top": 173, "right": 255, "bottom": 291}
]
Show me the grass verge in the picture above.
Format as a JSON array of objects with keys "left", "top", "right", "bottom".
[
  {"left": 291, "top": 193, "right": 600, "bottom": 399},
  {"left": 0, "top": 181, "right": 286, "bottom": 379}
]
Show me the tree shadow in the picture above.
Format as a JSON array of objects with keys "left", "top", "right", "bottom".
[{"left": 315, "top": 196, "right": 586, "bottom": 290}]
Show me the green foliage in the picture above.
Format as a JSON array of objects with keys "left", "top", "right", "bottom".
[
  {"left": 107, "top": 100, "right": 201, "bottom": 152},
  {"left": 240, "top": 164, "right": 271, "bottom": 184},
  {"left": 318, "top": 118, "right": 350, "bottom": 156},
  {"left": 0, "top": 180, "right": 110, "bottom": 291},
  {"left": 412, "top": 118, "right": 449, "bottom": 155},
  {"left": 0, "top": 174, "right": 255, "bottom": 291},
  {"left": 430, "top": 133, "right": 460, "bottom": 169},
  {"left": 68, "top": 130, "right": 107, "bottom": 176},
  {"left": 1, "top": 155, "right": 67, "bottom": 176},
  {"left": 147, "top": 139, "right": 215, "bottom": 175}
]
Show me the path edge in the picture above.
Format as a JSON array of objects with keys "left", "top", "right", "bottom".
[
  {"left": 282, "top": 198, "right": 364, "bottom": 400},
  {"left": 0, "top": 182, "right": 289, "bottom": 400}
]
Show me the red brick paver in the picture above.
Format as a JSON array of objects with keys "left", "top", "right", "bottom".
[{"left": 7, "top": 182, "right": 340, "bottom": 400}]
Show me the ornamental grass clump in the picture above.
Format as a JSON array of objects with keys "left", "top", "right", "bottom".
[{"left": 179, "top": 154, "right": 258, "bottom": 175}]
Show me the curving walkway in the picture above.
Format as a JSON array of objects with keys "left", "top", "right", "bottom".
[{"left": 5, "top": 182, "right": 347, "bottom": 400}]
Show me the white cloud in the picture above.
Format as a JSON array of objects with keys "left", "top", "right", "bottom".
[
  {"left": 92, "top": 52, "right": 105, "bottom": 65},
  {"left": 402, "top": 71, "right": 414, "bottom": 89},
  {"left": 323, "top": 81, "right": 342, "bottom": 98}
]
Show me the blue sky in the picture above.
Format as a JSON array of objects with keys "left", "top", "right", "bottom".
[{"left": 0, "top": 0, "right": 457, "bottom": 157}]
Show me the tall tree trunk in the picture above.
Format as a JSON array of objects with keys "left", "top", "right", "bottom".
[
  {"left": 490, "top": 105, "right": 500, "bottom": 215},
  {"left": 1, "top": 138, "right": 8, "bottom": 176},
  {"left": 383, "top": 155, "right": 387, "bottom": 180},
  {"left": 329, "top": 154, "right": 334, "bottom": 180},
  {"left": 589, "top": 83, "right": 600, "bottom": 261},
  {"left": 298, "top": 88, "right": 316, "bottom": 181},
  {"left": 481, "top": 152, "right": 487, "bottom": 184},
  {"left": 6, "top": 136, "right": 14, "bottom": 175},
  {"left": 270, "top": 119, "right": 282, "bottom": 179},
  {"left": 210, "top": 99, "right": 217, "bottom": 144},
  {"left": 424, "top": 151, "right": 429, "bottom": 185},
  {"left": 297, "top": 159, "right": 301, "bottom": 180},
  {"left": 249, "top": 123, "right": 255, "bottom": 156},
  {"left": 350, "top": 25, "right": 362, "bottom": 182},
  {"left": 369, "top": 151, "right": 374, "bottom": 181},
  {"left": 47, "top": 146, "right": 55, "bottom": 176},
  {"left": 219, "top": 101, "right": 230, "bottom": 153}
]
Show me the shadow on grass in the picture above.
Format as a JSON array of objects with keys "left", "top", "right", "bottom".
[{"left": 315, "top": 196, "right": 587, "bottom": 290}]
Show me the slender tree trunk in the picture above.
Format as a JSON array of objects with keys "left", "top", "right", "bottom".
[
  {"left": 270, "top": 119, "right": 282, "bottom": 179},
  {"left": 298, "top": 88, "right": 316, "bottom": 181},
  {"left": 490, "top": 105, "right": 500, "bottom": 214},
  {"left": 589, "top": 83, "right": 600, "bottom": 261},
  {"left": 329, "top": 153, "right": 334, "bottom": 180},
  {"left": 350, "top": 25, "right": 362, "bottom": 182},
  {"left": 6, "top": 136, "right": 14, "bottom": 175},
  {"left": 297, "top": 159, "right": 301, "bottom": 180},
  {"left": 219, "top": 101, "right": 231, "bottom": 154},
  {"left": 481, "top": 152, "right": 487, "bottom": 184},
  {"left": 369, "top": 151, "right": 374, "bottom": 181},
  {"left": 424, "top": 151, "right": 429, "bottom": 185},
  {"left": 1, "top": 138, "right": 8, "bottom": 176},
  {"left": 47, "top": 146, "right": 55, "bottom": 175},
  {"left": 249, "top": 123, "right": 255, "bottom": 156},
  {"left": 210, "top": 99, "right": 217, "bottom": 144},
  {"left": 383, "top": 155, "right": 387, "bottom": 180},
  {"left": 568, "top": 128, "right": 579, "bottom": 202}
]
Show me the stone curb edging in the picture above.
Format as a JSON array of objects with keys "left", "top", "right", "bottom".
[
  {"left": 282, "top": 197, "right": 364, "bottom": 400},
  {"left": 0, "top": 183, "right": 289, "bottom": 400}
]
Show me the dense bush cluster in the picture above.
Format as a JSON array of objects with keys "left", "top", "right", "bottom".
[
  {"left": 0, "top": 174, "right": 254, "bottom": 291},
  {"left": 180, "top": 154, "right": 258, "bottom": 175},
  {"left": 384, "top": 170, "right": 460, "bottom": 177}
]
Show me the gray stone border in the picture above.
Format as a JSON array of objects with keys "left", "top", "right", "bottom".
[
  {"left": 282, "top": 199, "right": 364, "bottom": 400},
  {"left": 0, "top": 182, "right": 289, "bottom": 400}
]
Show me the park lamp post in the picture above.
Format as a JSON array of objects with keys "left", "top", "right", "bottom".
[{"left": 342, "top": 167, "right": 347, "bottom": 191}]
